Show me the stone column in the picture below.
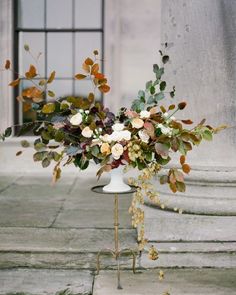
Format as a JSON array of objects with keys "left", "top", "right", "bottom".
[
  {"left": 147, "top": 0, "right": 236, "bottom": 215},
  {"left": 0, "top": 0, "right": 14, "bottom": 131}
]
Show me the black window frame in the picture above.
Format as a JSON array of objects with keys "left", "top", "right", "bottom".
[{"left": 13, "top": 0, "right": 105, "bottom": 128}]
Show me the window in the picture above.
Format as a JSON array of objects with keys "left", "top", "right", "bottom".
[{"left": 14, "top": 0, "right": 104, "bottom": 125}]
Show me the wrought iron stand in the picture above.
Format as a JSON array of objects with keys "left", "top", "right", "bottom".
[{"left": 91, "top": 185, "right": 137, "bottom": 289}]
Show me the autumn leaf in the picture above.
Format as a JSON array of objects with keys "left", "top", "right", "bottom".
[
  {"left": 148, "top": 246, "right": 159, "bottom": 260},
  {"left": 23, "top": 103, "right": 32, "bottom": 112},
  {"left": 75, "top": 73, "right": 87, "bottom": 80},
  {"left": 182, "top": 163, "right": 191, "bottom": 174},
  {"left": 98, "top": 84, "right": 110, "bottom": 93},
  {"left": 91, "top": 63, "right": 99, "bottom": 75},
  {"left": 48, "top": 90, "right": 55, "bottom": 97},
  {"left": 84, "top": 57, "right": 94, "bottom": 65},
  {"left": 9, "top": 78, "right": 20, "bottom": 87},
  {"left": 22, "top": 87, "right": 43, "bottom": 101},
  {"left": 160, "top": 105, "right": 167, "bottom": 113},
  {"left": 47, "top": 71, "right": 56, "bottom": 83},
  {"left": 5, "top": 59, "right": 10, "bottom": 69},
  {"left": 16, "top": 151, "right": 23, "bottom": 156},
  {"left": 93, "top": 49, "right": 99, "bottom": 55},
  {"left": 96, "top": 164, "right": 111, "bottom": 179},
  {"left": 168, "top": 104, "right": 175, "bottom": 110},
  {"left": 88, "top": 92, "right": 94, "bottom": 103},
  {"left": 42, "top": 103, "right": 55, "bottom": 114},
  {"left": 181, "top": 119, "right": 193, "bottom": 124},
  {"left": 178, "top": 101, "right": 187, "bottom": 110},
  {"left": 94, "top": 72, "right": 104, "bottom": 79},
  {"left": 82, "top": 62, "right": 90, "bottom": 73},
  {"left": 25, "top": 64, "right": 37, "bottom": 79},
  {"left": 180, "top": 155, "right": 185, "bottom": 165}
]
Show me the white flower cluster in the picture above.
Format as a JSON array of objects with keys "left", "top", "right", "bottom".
[
  {"left": 157, "top": 123, "right": 173, "bottom": 136},
  {"left": 100, "top": 123, "right": 131, "bottom": 143}
]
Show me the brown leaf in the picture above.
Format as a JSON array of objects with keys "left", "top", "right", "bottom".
[
  {"left": 155, "top": 143, "right": 169, "bottom": 159},
  {"left": 180, "top": 155, "right": 185, "bottom": 165},
  {"left": 178, "top": 101, "right": 187, "bottom": 110},
  {"left": 75, "top": 73, "right": 87, "bottom": 80},
  {"left": 96, "top": 164, "right": 112, "bottom": 179},
  {"left": 91, "top": 63, "right": 99, "bottom": 75},
  {"left": 182, "top": 163, "right": 191, "bottom": 174},
  {"left": 149, "top": 106, "right": 158, "bottom": 114},
  {"left": 169, "top": 172, "right": 176, "bottom": 184},
  {"left": 144, "top": 122, "right": 155, "bottom": 138},
  {"left": 84, "top": 57, "right": 94, "bottom": 66},
  {"left": 169, "top": 182, "right": 177, "bottom": 193},
  {"left": 213, "top": 124, "right": 228, "bottom": 134},
  {"left": 47, "top": 71, "right": 56, "bottom": 83},
  {"left": 88, "top": 92, "right": 94, "bottom": 103},
  {"left": 25, "top": 64, "right": 37, "bottom": 79},
  {"left": 174, "top": 170, "right": 184, "bottom": 182},
  {"left": 181, "top": 119, "right": 193, "bottom": 124},
  {"left": 22, "top": 87, "right": 42, "bottom": 100},
  {"left": 176, "top": 181, "right": 186, "bottom": 192},
  {"left": 5, "top": 59, "right": 10, "bottom": 69},
  {"left": 16, "top": 151, "right": 23, "bottom": 156},
  {"left": 199, "top": 118, "right": 206, "bottom": 126},
  {"left": 93, "top": 50, "right": 99, "bottom": 55},
  {"left": 9, "top": 78, "right": 20, "bottom": 87},
  {"left": 23, "top": 103, "right": 32, "bottom": 112},
  {"left": 98, "top": 84, "right": 110, "bottom": 93},
  {"left": 82, "top": 62, "right": 90, "bottom": 73}
]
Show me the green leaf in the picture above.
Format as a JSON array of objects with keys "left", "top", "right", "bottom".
[
  {"left": 136, "top": 159, "right": 146, "bottom": 170},
  {"left": 42, "top": 157, "right": 51, "bottom": 168},
  {"left": 145, "top": 80, "right": 152, "bottom": 90},
  {"left": 54, "top": 130, "right": 64, "bottom": 142},
  {"left": 160, "top": 81, "right": 166, "bottom": 91},
  {"left": 160, "top": 175, "right": 168, "bottom": 184},
  {"left": 150, "top": 86, "right": 155, "bottom": 95},
  {"left": 176, "top": 181, "right": 186, "bottom": 192},
  {"left": 154, "top": 92, "right": 165, "bottom": 101},
  {"left": 33, "top": 151, "right": 48, "bottom": 162},
  {"left": 147, "top": 95, "right": 155, "bottom": 104},
  {"left": 202, "top": 129, "right": 213, "bottom": 141},
  {"left": 48, "top": 90, "right": 55, "bottom": 97},
  {"left": 24, "top": 44, "right": 30, "bottom": 51},
  {"left": 42, "top": 103, "right": 55, "bottom": 114},
  {"left": 145, "top": 151, "right": 153, "bottom": 161},
  {"left": 155, "top": 67, "right": 164, "bottom": 80},
  {"left": 91, "top": 145, "right": 100, "bottom": 157},
  {"left": 138, "top": 90, "right": 145, "bottom": 99},
  {"left": 153, "top": 64, "right": 159, "bottom": 73},
  {"left": 20, "top": 140, "right": 30, "bottom": 148},
  {"left": 34, "top": 142, "right": 46, "bottom": 151},
  {"left": 4, "top": 127, "right": 12, "bottom": 138}
]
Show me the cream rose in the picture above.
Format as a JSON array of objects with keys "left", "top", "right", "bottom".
[
  {"left": 111, "top": 143, "right": 124, "bottom": 160},
  {"left": 138, "top": 129, "right": 150, "bottom": 143},
  {"left": 131, "top": 117, "right": 144, "bottom": 129},
  {"left": 112, "top": 123, "right": 124, "bottom": 131},
  {"left": 82, "top": 126, "right": 93, "bottom": 138},
  {"left": 140, "top": 110, "right": 150, "bottom": 119},
  {"left": 100, "top": 142, "right": 111, "bottom": 155},
  {"left": 69, "top": 112, "right": 83, "bottom": 126}
]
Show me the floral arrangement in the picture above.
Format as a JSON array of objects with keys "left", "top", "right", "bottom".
[{"left": 0, "top": 46, "right": 226, "bottom": 258}]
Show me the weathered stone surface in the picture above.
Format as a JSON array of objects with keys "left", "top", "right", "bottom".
[
  {"left": 93, "top": 269, "right": 236, "bottom": 295},
  {"left": 144, "top": 206, "right": 236, "bottom": 241},
  {"left": 0, "top": 269, "right": 93, "bottom": 295}
]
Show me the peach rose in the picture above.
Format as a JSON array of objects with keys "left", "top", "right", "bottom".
[
  {"left": 101, "top": 142, "right": 111, "bottom": 155},
  {"left": 131, "top": 117, "right": 144, "bottom": 129}
]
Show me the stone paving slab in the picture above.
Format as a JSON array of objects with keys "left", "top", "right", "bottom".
[
  {"left": 93, "top": 269, "right": 236, "bottom": 295},
  {"left": 0, "top": 269, "right": 93, "bottom": 295}
]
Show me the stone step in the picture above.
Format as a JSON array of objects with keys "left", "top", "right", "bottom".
[
  {"left": 93, "top": 269, "right": 236, "bottom": 295},
  {"left": 0, "top": 227, "right": 137, "bottom": 270},
  {"left": 0, "top": 269, "right": 93, "bottom": 295}
]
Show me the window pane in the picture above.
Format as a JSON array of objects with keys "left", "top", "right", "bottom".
[
  {"left": 47, "top": 79, "right": 73, "bottom": 100},
  {"left": 18, "top": 0, "right": 45, "bottom": 29},
  {"left": 75, "top": 32, "right": 102, "bottom": 71},
  {"left": 46, "top": 0, "right": 73, "bottom": 28},
  {"left": 19, "top": 32, "right": 45, "bottom": 76},
  {"left": 75, "top": 79, "right": 102, "bottom": 100},
  {"left": 47, "top": 33, "right": 73, "bottom": 78},
  {"left": 75, "top": 0, "right": 102, "bottom": 28}
]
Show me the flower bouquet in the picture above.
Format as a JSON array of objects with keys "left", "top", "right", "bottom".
[{"left": 1, "top": 46, "right": 226, "bottom": 255}]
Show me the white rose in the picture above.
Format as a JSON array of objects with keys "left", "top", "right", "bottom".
[
  {"left": 112, "top": 123, "right": 124, "bottom": 131},
  {"left": 121, "top": 130, "right": 131, "bottom": 141},
  {"left": 131, "top": 117, "right": 144, "bottom": 129},
  {"left": 111, "top": 143, "right": 124, "bottom": 160},
  {"left": 163, "top": 112, "right": 169, "bottom": 118},
  {"left": 140, "top": 110, "right": 150, "bottom": 119},
  {"left": 138, "top": 129, "right": 150, "bottom": 143},
  {"left": 100, "top": 134, "right": 112, "bottom": 143},
  {"left": 82, "top": 126, "right": 93, "bottom": 138},
  {"left": 69, "top": 112, "right": 83, "bottom": 126},
  {"left": 110, "top": 131, "right": 123, "bottom": 142}
]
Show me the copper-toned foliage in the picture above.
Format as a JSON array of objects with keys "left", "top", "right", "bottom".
[
  {"left": 25, "top": 64, "right": 37, "bottom": 79},
  {"left": 75, "top": 73, "right": 87, "bottom": 80},
  {"left": 84, "top": 57, "right": 94, "bottom": 65},
  {"left": 47, "top": 71, "right": 56, "bottom": 84},
  {"left": 98, "top": 84, "right": 110, "bottom": 93},
  {"left": 182, "top": 163, "right": 191, "bottom": 174},
  {"left": 178, "top": 101, "right": 187, "bottom": 110},
  {"left": 5, "top": 59, "right": 10, "bottom": 70},
  {"left": 180, "top": 155, "right": 185, "bottom": 165},
  {"left": 9, "top": 78, "right": 20, "bottom": 87}
]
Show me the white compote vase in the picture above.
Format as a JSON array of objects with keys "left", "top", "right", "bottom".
[{"left": 103, "top": 166, "right": 131, "bottom": 192}]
